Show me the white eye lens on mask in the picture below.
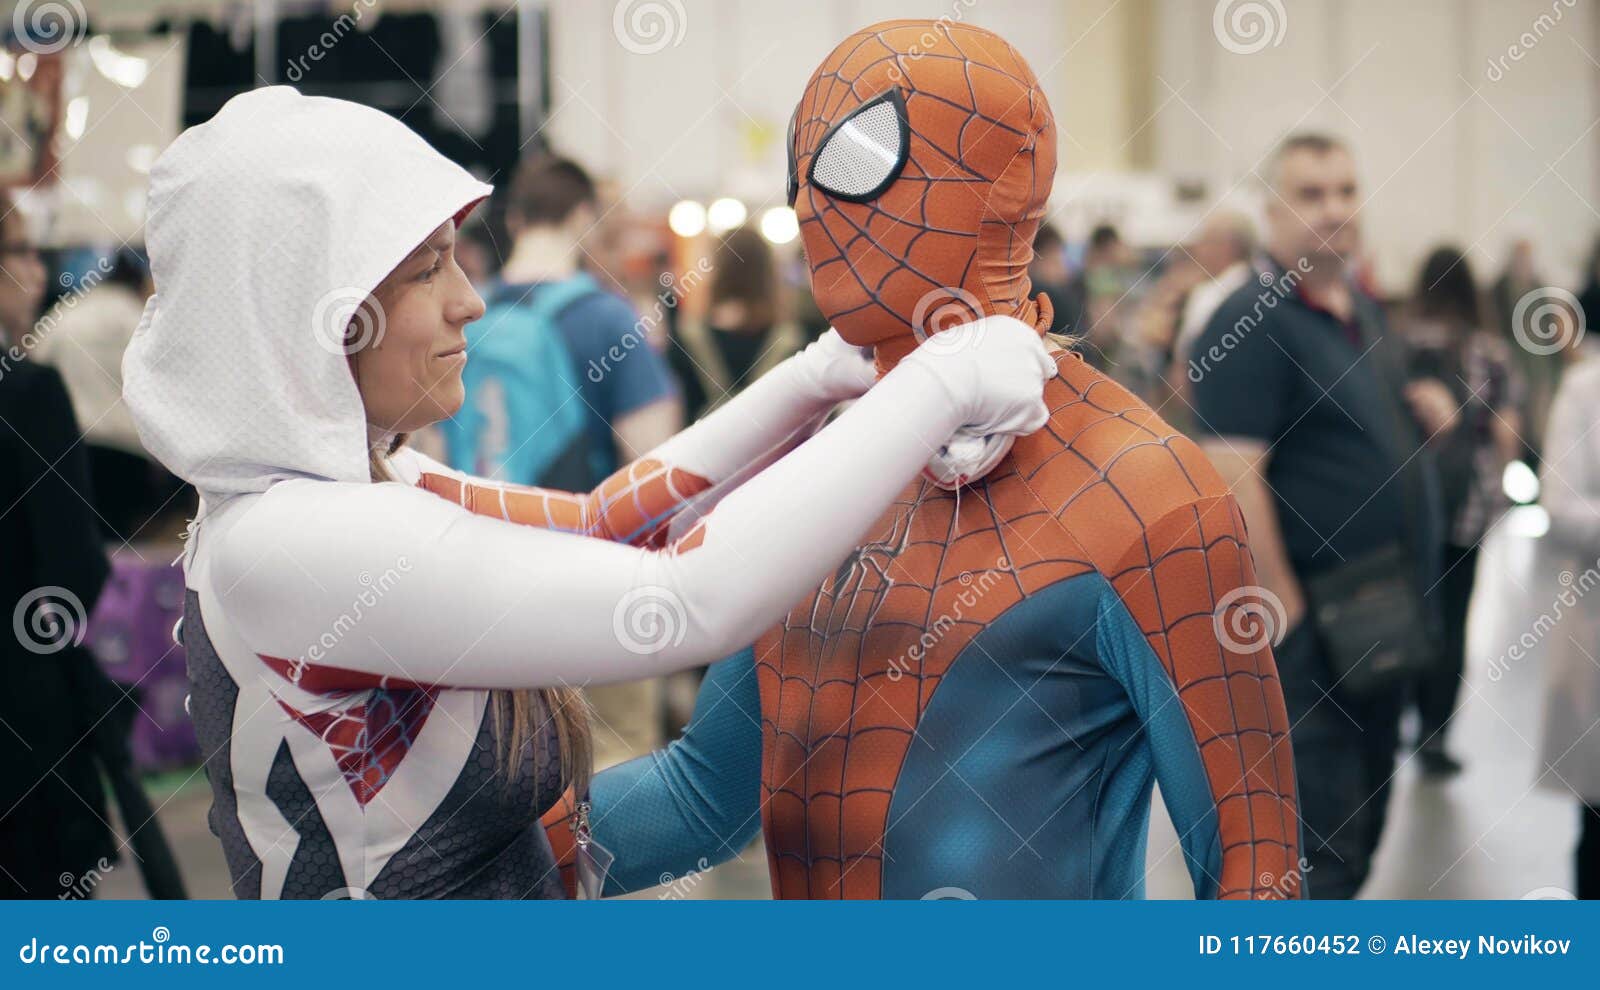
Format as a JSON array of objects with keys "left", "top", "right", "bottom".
[{"left": 807, "top": 89, "right": 909, "bottom": 203}]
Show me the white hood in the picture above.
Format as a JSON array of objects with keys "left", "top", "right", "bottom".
[{"left": 123, "top": 86, "right": 491, "bottom": 508}]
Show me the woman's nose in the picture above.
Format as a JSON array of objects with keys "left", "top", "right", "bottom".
[{"left": 452, "top": 284, "right": 486, "bottom": 324}]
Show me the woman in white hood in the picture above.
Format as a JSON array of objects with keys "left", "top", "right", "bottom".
[{"left": 122, "top": 88, "right": 1053, "bottom": 899}]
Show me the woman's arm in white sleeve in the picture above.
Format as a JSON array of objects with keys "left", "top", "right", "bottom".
[
  {"left": 641, "top": 328, "right": 874, "bottom": 479},
  {"left": 210, "top": 321, "right": 1050, "bottom": 691},
  {"left": 412, "top": 330, "right": 875, "bottom": 546}
]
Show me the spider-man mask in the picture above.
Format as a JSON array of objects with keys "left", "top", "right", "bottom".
[{"left": 788, "top": 20, "right": 1057, "bottom": 375}]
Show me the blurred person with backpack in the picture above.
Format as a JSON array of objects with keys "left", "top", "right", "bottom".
[
  {"left": 447, "top": 153, "right": 683, "bottom": 768},
  {"left": 448, "top": 153, "right": 680, "bottom": 490}
]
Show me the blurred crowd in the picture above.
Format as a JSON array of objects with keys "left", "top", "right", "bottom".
[{"left": 4, "top": 125, "right": 1600, "bottom": 900}]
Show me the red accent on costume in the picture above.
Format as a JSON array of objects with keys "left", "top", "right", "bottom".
[
  {"left": 259, "top": 654, "right": 435, "bottom": 694},
  {"left": 418, "top": 457, "right": 712, "bottom": 549},
  {"left": 276, "top": 690, "right": 437, "bottom": 807}
]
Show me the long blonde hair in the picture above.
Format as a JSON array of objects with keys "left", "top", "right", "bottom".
[{"left": 369, "top": 438, "right": 592, "bottom": 799}]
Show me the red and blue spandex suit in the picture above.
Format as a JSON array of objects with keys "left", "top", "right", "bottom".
[{"left": 453, "top": 20, "right": 1301, "bottom": 899}]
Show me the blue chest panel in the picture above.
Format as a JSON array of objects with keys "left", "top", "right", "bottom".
[{"left": 881, "top": 573, "right": 1209, "bottom": 899}]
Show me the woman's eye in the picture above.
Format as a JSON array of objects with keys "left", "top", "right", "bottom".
[{"left": 420, "top": 262, "right": 442, "bottom": 282}]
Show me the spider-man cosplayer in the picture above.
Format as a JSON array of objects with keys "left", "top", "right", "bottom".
[{"left": 444, "top": 20, "right": 1301, "bottom": 899}]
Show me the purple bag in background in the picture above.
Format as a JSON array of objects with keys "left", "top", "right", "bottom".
[{"left": 86, "top": 550, "right": 198, "bottom": 772}]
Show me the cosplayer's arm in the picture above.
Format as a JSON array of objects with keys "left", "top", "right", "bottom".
[
  {"left": 417, "top": 330, "right": 876, "bottom": 546},
  {"left": 542, "top": 648, "right": 763, "bottom": 896},
  {"left": 1095, "top": 495, "right": 1301, "bottom": 899},
  {"left": 210, "top": 318, "right": 1052, "bottom": 691}
]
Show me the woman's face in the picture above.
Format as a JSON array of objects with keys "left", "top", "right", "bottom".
[{"left": 349, "top": 220, "right": 485, "bottom": 435}]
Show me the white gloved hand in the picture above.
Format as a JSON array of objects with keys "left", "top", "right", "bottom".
[
  {"left": 898, "top": 314, "right": 1054, "bottom": 441},
  {"left": 785, "top": 327, "right": 878, "bottom": 405},
  {"left": 923, "top": 430, "right": 1016, "bottom": 490}
]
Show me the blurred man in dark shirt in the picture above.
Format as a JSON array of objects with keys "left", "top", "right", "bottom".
[{"left": 1190, "top": 134, "right": 1450, "bottom": 898}]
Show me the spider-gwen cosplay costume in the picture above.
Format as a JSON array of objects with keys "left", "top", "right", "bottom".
[
  {"left": 448, "top": 21, "right": 1302, "bottom": 899},
  {"left": 120, "top": 87, "right": 1052, "bottom": 899}
]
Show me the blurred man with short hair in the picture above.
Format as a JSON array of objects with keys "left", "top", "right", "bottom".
[{"left": 1190, "top": 134, "right": 1449, "bottom": 898}]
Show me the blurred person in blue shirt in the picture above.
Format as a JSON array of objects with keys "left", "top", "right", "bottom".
[
  {"left": 450, "top": 153, "right": 680, "bottom": 488},
  {"left": 446, "top": 153, "right": 683, "bottom": 768}
]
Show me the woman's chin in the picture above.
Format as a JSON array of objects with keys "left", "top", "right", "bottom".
[
  {"left": 433, "top": 379, "right": 466, "bottom": 421},
  {"left": 390, "top": 383, "right": 464, "bottom": 435},
  {"left": 424, "top": 364, "right": 467, "bottom": 415}
]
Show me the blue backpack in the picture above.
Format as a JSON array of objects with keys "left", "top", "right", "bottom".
[{"left": 441, "top": 275, "right": 595, "bottom": 489}]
